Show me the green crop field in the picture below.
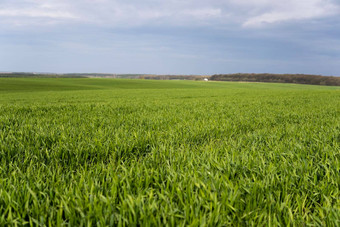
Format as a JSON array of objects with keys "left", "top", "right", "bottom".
[{"left": 0, "top": 78, "right": 339, "bottom": 226}]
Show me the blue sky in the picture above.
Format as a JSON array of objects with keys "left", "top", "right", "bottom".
[{"left": 1, "top": 0, "right": 340, "bottom": 75}]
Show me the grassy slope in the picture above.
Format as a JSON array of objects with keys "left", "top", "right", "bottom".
[{"left": 0, "top": 79, "right": 339, "bottom": 226}]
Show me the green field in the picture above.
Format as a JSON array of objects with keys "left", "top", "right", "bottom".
[{"left": 0, "top": 78, "right": 339, "bottom": 226}]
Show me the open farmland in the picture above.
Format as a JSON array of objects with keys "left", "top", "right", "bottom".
[{"left": 0, "top": 78, "right": 339, "bottom": 226}]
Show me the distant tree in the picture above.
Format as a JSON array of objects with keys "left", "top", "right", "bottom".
[{"left": 210, "top": 74, "right": 340, "bottom": 86}]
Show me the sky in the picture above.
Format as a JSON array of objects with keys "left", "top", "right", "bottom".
[{"left": 1, "top": 0, "right": 340, "bottom": 75}]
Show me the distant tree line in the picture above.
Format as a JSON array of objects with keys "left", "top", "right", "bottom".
[
  {"left": 139, "top": 75, "right": 208, "bottom": 80},
  {"left": 210, "top": 73, "right": 340, "bottom": 86},
  {"left": 2, "top": 72, "right": 339, "bottom": 86},
  {"left": 0, "top": 73, "right": 144, "bottom": 79},
  {"left": 0, "top": 73, "right": 208, "bottom": 80},
  {"left": 0, "top": 73, "right": 87, "bottom": 78}
]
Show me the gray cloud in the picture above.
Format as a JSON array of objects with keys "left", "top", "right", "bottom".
[{"left": 1, "top": 0, "right": 338, "bottom": 28}]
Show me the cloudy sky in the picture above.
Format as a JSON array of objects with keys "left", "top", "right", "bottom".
[{"left": 1, "top": 0, "right": 340, "bottom": 75}]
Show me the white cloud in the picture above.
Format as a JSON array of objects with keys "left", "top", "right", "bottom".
[
  {"left": 0, "top": 0, "right": 339, "bottom": 28},
  {"left": 241, "top": 0, "right": 339, "bottom": 27},
  {"left": 0, "top": 0, "right": 79, "bottom": 26},
  {"left": 0, "top": 0, "right": 225, "bottom": 28},
  {"left": 0, "top": 9, "right": 77, "bottom": 19},
  {"left": 180, "top": 8, "right": 221, "bottom": 18}
]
